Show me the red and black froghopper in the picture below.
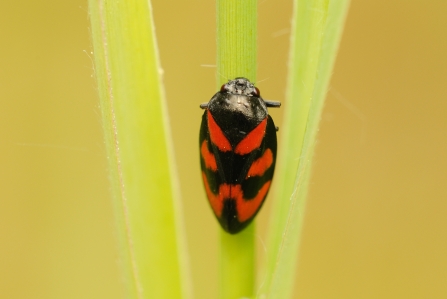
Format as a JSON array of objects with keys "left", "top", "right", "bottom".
[{"left": 199, "top": 77, "right": 280, "bottom": 234}]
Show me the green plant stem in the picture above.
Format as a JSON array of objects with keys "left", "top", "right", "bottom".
[
  {"left": 216, "top": 1, "right": 257, "bottom": 298},
  {"left": 259, "top": 0, "right": 350, "bottom": 298},
  {"left": 89, "top": 0, "right": 190, "bottom": 298}
]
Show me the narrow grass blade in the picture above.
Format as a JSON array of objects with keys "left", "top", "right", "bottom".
[
  {"left": 216, "top": 1, "right": 257, "bottom": 298},
  {"left": 88, "top": 0, "right": 190, "bottom": 298},
  {"left": 259, "top": 0, "right": 350, "bottom": 298}
]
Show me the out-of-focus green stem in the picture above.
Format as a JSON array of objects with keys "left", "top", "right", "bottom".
[
  {"left": 260, "top": 0, "right": 350, "bottom": 298},
  {"left": 89, "top": 0, "right": 190, "bottom": 298}
]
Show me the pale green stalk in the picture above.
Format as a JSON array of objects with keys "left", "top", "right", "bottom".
[
  {"left": 89, "top": 1, "right": 190, "bottom": 298},
  {"left": 259, "top": 0, "right": 350, "bottom": 298},
  {"left": 217, "top": 1, "right": 257, "bottom": 298}
]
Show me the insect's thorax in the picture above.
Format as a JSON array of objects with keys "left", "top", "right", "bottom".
[{"left": 208, "top": 92, "right": 268, "bottom": 147}]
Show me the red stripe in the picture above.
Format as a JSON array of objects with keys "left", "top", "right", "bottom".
[
  {"left": 235, "top": 118, "right": 267, "bottom": 155},
  {"left": 236, "top": 181, "right": 271, "bottom": 222},
  {"left": 207, "top": 111, "right": 232, "bottom": 152},
  {"left": 202, "top": 171, "right": 270, "bottom": 223},
  {"left": 200, "top": 140, "right": 217, "bottom": 171},
  {"left": 246, "top": 148, "right": 273, "bottom": 178},
  {"left": 202, "top": 172, "right": 223, "bottom": 217}
]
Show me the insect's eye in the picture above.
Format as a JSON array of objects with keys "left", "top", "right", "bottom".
[
  {"left": 220, "top": 84, "right": 227, "bottom": 92},
  {"left": 254, "top": 87, "right": 261, "bottom": 96}
]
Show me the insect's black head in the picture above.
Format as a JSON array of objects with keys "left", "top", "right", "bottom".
[{"left": 220, "top": 77, "right": 260, "bottom": 97}]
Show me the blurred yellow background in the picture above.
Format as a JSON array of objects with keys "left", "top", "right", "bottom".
[{"left": 1, "top": 1, "right": 446, "bottom": 298}]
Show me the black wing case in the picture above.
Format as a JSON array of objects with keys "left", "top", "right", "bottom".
[
  {"left": 233, "top": 115, "right": 277, "bottom": 233},
  {"left": 200, "top": 112, "right": 277, "bottom": 233},
  {"left": 199, "top": 111, "right": 223, "bottom": 196}
]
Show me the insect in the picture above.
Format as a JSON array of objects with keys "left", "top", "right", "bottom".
[{"left": 199, "top": 77, "right": 280, "bottom": 234}]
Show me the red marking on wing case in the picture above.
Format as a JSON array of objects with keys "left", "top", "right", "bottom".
[
  {"left": 202, "top": 172, "right": 223, "bottom": 217},
  {"left": 235, "top": 118, "right": 267, "bottom": 155},
  {"left": 236, "top": 181, "right": 271, "bottom": 222},
  {"left": 200, "top": 140, "right": 217, "bottom": 171},
  {"left": 202, "top": 171, "right": 271, "bottom": 223},
  {"left": 246, "top": 148, "right": 273, "bottom": 178},
  {"left": 207, "top": 111, "right": 232, "bottom": 152}
]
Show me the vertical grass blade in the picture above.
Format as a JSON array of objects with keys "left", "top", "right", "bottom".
[
  {"left": 259, "top": 0, "right": 350, "bottom": 298},
  {"left": 216, "top": 1, "right": 257, "bottom": 298},
  {"left": 89, "top": 1, "right": 190, "bottom": 298}
]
